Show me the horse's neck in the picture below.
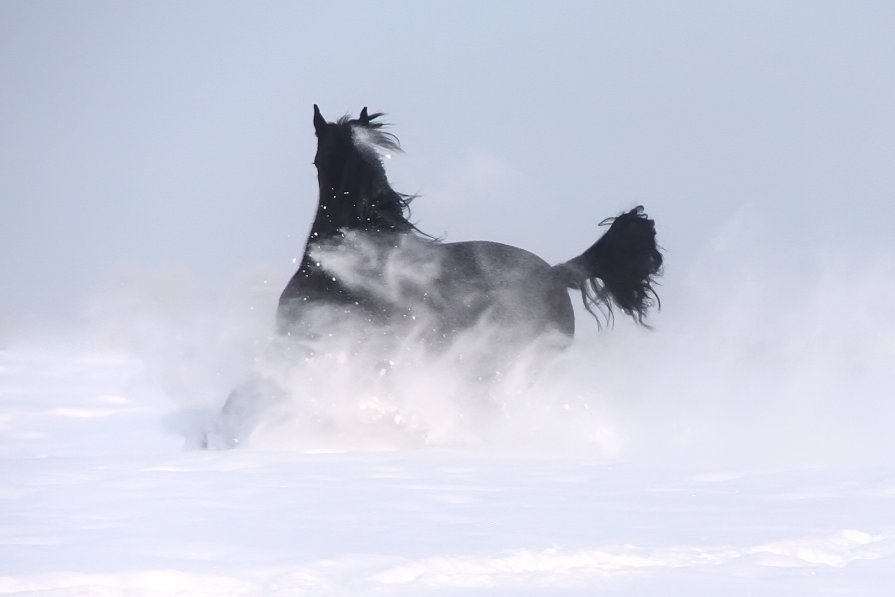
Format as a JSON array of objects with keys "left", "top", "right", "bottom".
[{"left": 307, "top": 186, "right": 407, "bottom": 241}]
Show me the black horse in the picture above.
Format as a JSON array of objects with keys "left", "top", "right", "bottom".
[
  {"left": 203, "top": 105, "right": 662, "bottom": 448},
  {"left": 277, "top": 105, "right": 662, "bottom": 348}
]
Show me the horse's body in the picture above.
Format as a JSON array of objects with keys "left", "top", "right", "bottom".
[
  {"left": 280, "top": 233, "right": 574, "bottom": 343},
  {"left": 277, "top": 105, "right": 662, "bottom": 348}
]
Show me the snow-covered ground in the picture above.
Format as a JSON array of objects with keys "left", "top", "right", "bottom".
[{"left": 3, "top": 261, "right": 894, "bottom": 595}]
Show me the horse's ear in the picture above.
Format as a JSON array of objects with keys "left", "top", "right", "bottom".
[
  {"left": 313, "top": 104, "right": 326, "bottom": 136},
  {"left": 359, "top": 107, "right": 370, "bottom": 125}
]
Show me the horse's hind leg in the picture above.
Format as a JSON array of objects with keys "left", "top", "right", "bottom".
[{"left": 201, "top": 374, "right": 287, "bottom": 449}]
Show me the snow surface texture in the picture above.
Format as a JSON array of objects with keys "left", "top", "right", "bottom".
[{"left": 2, "top": 249, "right": 895, "bottom": 596}]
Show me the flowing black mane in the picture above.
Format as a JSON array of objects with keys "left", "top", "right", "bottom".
[{"left": 311, "top": 106, "right": 423, "bottom": 237}]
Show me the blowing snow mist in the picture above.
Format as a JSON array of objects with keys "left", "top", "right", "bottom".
[{"left": 85, "top": 214, "right": 895, "bottom": 471}]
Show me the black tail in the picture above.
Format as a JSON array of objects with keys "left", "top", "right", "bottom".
[{"left": 554, "top": 206, "right": 663, "bottom": 327}]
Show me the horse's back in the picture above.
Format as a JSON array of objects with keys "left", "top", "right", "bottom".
[{"left": 435, "top": 240, "right": 575, "bottom": 338}]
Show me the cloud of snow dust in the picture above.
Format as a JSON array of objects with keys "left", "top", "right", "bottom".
[
  {"left": 84, "top": 213, "right": 895, "bottom": 469},
  {"left": 312, "top": 231, "right": 446, "bottom": 309},
  {"left": 84, "top": 264, "right": 282, "bottom": 412}
]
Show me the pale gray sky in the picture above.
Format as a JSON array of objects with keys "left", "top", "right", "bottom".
[{"left": 2, "top": 1, "right": 894, "bottom": 333}]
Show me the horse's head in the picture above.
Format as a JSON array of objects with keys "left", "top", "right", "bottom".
[{"left": 310, "top": 104, "right": 412, "bottom": 235}]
